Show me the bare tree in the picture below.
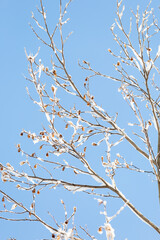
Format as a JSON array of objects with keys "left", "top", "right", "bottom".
[{"left": 1, "top": 0, "right": 160, "bottom": 239}]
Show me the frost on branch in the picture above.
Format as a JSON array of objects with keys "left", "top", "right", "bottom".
[
  {"left": 1, "top": 0, "right": 160, "bottom": 239},
  {"left": 96, "top": 198, "right": 127, "bottom": 240}
]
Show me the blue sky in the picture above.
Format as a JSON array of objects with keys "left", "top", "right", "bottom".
[{"left": 1, "top": 0, "right": 160, "bottom": 239}]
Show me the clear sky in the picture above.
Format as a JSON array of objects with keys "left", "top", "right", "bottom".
[{"left": 1, "top": 0, "right": 160, "bottom": 239}]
